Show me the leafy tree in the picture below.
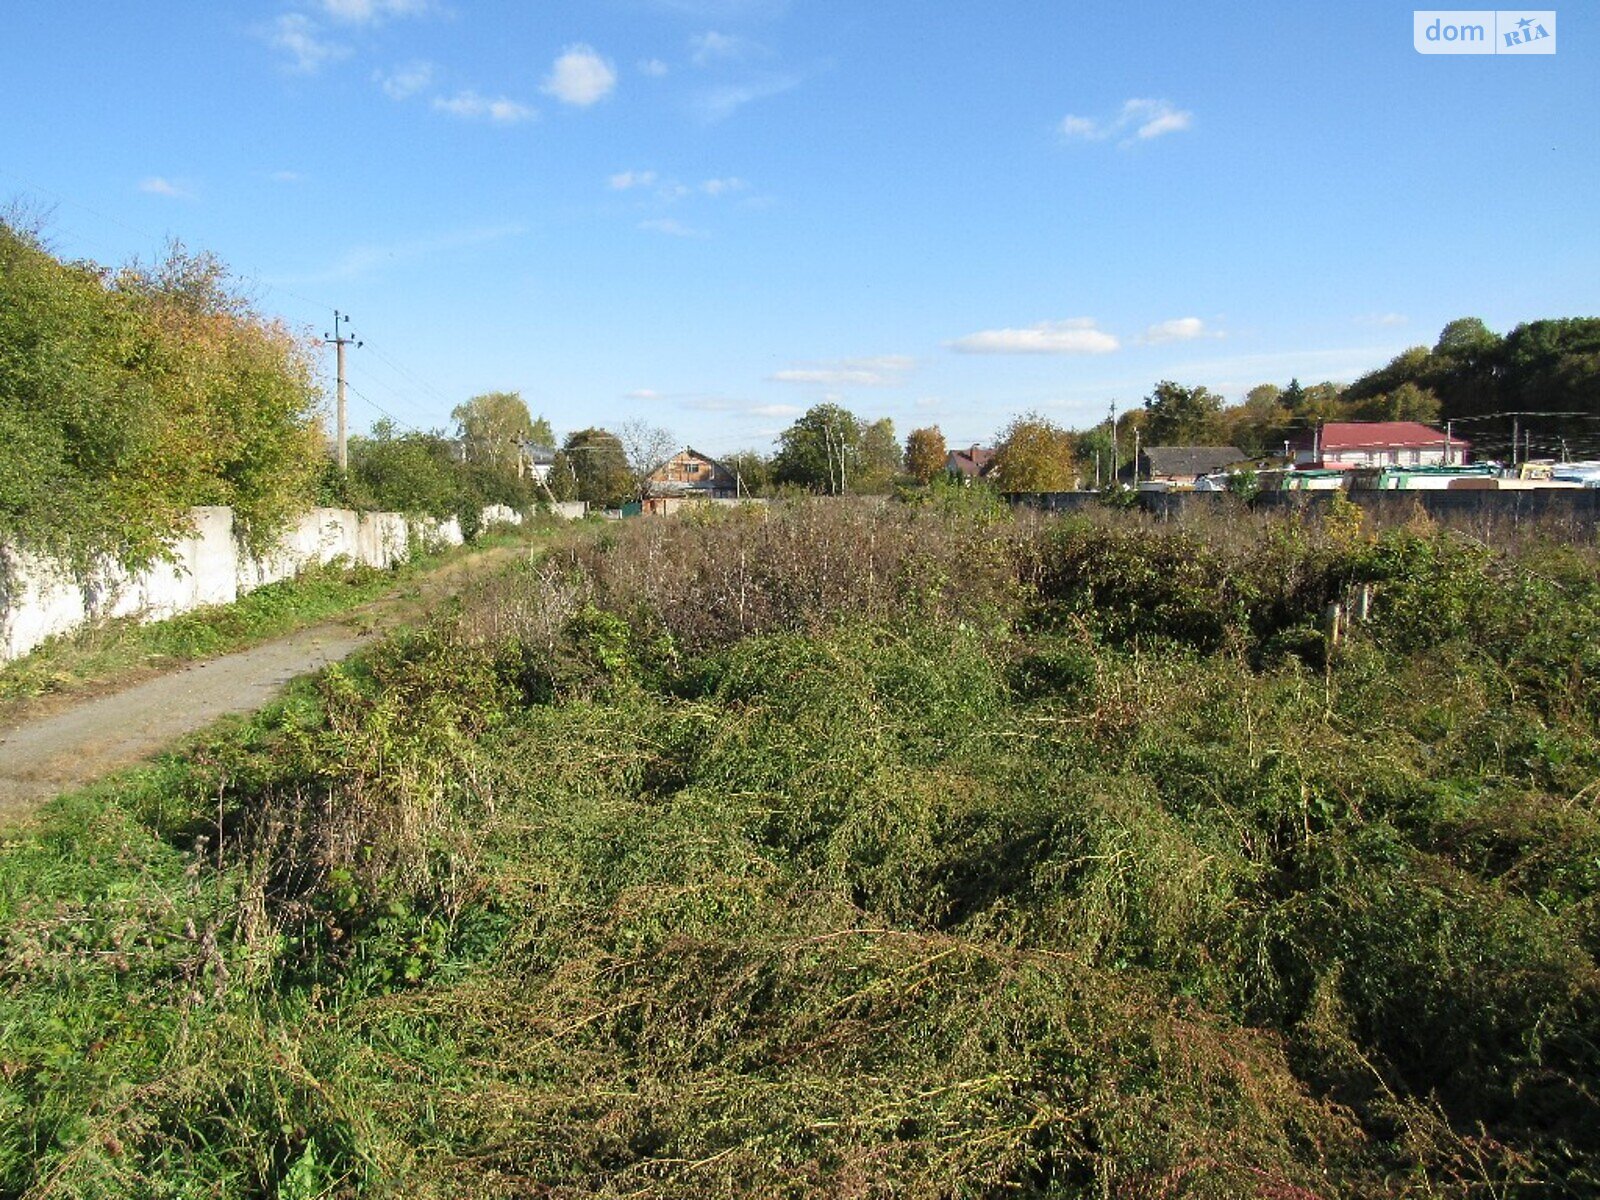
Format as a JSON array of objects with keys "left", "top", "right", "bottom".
[
  {"left": 452, "top": 391, "right": 536, "bottom": 473},
  {"left": 855, "top": 418, "right": 902, "bottom": 493},
  {"left": 561, "top": 427, "right": 632, "bottom": 508},
  {"left": 904, "top": 426, "right": 948, "bottom": 485},
  {"left": 720, "top": 450, "right": 771, "bottom": 496},
  {"left": 1348, "top": 381, "right": 1442, "bottom": 424},
  {"left": 0, "top": 224, "right": 322, "bottom": 568},
  {"left": 991, "top": 413, "right": 1077, "bottom": 492},
  {"left": 1142, "top": 380, "right": 1225, "bottom": 445},
  {"left": 773, "top": 404, "right": 861, "bottom": 494}
]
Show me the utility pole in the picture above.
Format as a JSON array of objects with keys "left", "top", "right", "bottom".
[
  {"left": 1132, "top": 427, "right": 1140, "bottom": 485},
  {"left": 1444, "top": 420, "right": 1453, "bottom": 466},
  {"left": 322, "top": 311, "right": 362, "bottom": 471},
  {"left": 1511, "top": 414, "right": 1519, "bottom": 469},
  {"left": 1108, "top": 402, "right": 1118, "bottom": 484}
]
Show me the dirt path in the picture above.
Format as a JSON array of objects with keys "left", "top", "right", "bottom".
[{"left": 0, "top": 545, "right": 521, "bottom": 822}]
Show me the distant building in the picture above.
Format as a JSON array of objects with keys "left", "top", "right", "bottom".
[
  {"left": 1294, "top": 422, "right": 1469, "bottom": 469},
  {"left": 519, "top": 442, "right": 557, "bottom": 484},
  {"left": 946, "top": 445, "right": 996, "bottom": 482},
  {"left": 645, "top": 447, "right": 739, "bottom": 503},
  {"left": 1137, "top": 446, "right": 1248, "bottom": 487}
]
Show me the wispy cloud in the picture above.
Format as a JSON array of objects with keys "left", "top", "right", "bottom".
[
  {"left": 268, "top": 170, "right": 304, "bottom": 184},
  {"left": 1142, "top": 316, "right": 1211, "bottom": 345},
  {"left": 1355, "top": 312, "right": 1409, "bottom": 327},
  {"left": 1059, "top": 98, "right": 1194, "bottom": 144},
  {"left": 748, "top": 403, "right": 801, "bottom": 418},
  {"left": 639, "top": 217, "right": 708, "bottom": 238},
  {"left": 274, "top": 223, "right": 526, "bottom": 284},
  {"left": 138, "top": 176, "right": 193, "bottom": 200},
  {"left": 626, "top": 388, "right": 662, "bottom": 400},
  {"left": 649, "top": 0, "right": 789, "bottom": 16},
  {"left": 542, "top": 44, "right": 617, "bottom": 107},
  {"left": 769, "top": 355, "right": 915, "bottom": 387},
  {"left": 433, "top": 91, "right": 535, "bottom": 123},
  {"left": 320, "top": 0, "right": 432, "bottom": 23},
  {"left": 640, "top": 58, "right": 670, "bottom": 77},
  {"left": 262, "top": 13, "right": 347, "bottom": 73},
  {"left": 949, "top": 319, "right": 1120, "bottom": 355},
  {"left": 374, "top": 61, "right": 433, "bottom": 99},
  {"left": 609, "top": 169, "right": 659, "bottom": 190},
  {"left": 694, "top": 73, "right": 800, "bottom": 121},
  {"left": 700, "top": 176, "right": 746, "bottom": 196},
  {"left": 690, "top": 30, "right": 763, "bottom": 65}
]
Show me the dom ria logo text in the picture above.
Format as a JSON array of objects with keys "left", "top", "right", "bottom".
[{"left": 1414, "top": 10, "right": 1556, "bottom": 54}]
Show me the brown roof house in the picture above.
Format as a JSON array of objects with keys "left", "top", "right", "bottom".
[
  {"left": 642, "top": 447, "right": 740, "bottom": 514},
  {"left": 946, "top": 445, "right": 996, "bottom": 483},
  {"left": 1137, "top": 446, "right": 1249, "bottom": 487},
  {"left": 1294, "top": 422, "right": 1469, "bottom": 468}
]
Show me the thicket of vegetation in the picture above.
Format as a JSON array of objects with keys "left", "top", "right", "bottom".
[
  {"left": 0, "top": 219, "right": 325, "bottom": 569},
  {"left": 3, "top": 499, "right": 1598, "bottom": 1197}
]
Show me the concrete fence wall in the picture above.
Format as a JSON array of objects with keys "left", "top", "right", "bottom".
[{"left": 0, "top": 504, "right": 491, "bottom": 664}]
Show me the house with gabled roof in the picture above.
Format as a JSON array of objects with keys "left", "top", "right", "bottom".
[
  {"left": 643, "top": 447, "right": 739, "bottom": 509},
  {"left": 1294, "top": 422, "right": 1470, "bottom": 469},
  {"left": 1137, "top": 446, "right": 1248, "bottom": 487}
]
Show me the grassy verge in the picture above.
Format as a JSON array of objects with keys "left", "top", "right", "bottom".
[
  {"left": 0, "top": 523, "right": 549, "bottom": 719},
  {"left": 2, "top": 500, "right": 1598, "bottom": 1197}
]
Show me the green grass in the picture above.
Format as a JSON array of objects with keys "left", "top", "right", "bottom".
[{"left": 2, "top": 503, "right": 1598, "bottom": 1197}]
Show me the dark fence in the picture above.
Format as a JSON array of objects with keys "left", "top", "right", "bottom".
[{"left": 1003, "top": 488, "right": 1600, "bottom": 535}]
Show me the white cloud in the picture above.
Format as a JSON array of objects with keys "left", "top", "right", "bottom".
[
  {"left": 626, "top": 389, "right": 661, "bottom": 400},
  {"left": 700, "top": 176, "right": 746, "bottom": 196},
  {"left": 263, "top": 13, "right": 347, "bottom": 73},
  {"left": 542, "top": 44, "right": 617, "bottom": 107},
  {"left": 375, "top": 61, "right": 433, "bottom": 99},
  {"left": 609, "top": 169, "right": 659, "bottom": 190},
  {"left": 639, "top": 217, "right": 707, "bottom": 238},
  {"left": 689, "top": 30, "right": 761, "bottom": 65},
  {"left": 138, "top": 176, "right": 192, "bottom": 199},
  {"left": 694, "top": 73, "right": 799, "bottom": 121},
  {"left": 657, "top": 182, "right": 692, "bottom": 201},
  {"left": 640, "top": 58, "right": 670, "bottom": 77},
  {"left": 1355, "top": 312, "right": 1409, "bottom": 327},
  {"left": 949, "top": 318, "right": 1120, "bottom": 355},
  {"left": 748, "top": 403, "right": 801, "bottom": 418},
  {"left": 321, "top": 0, "right": 431, "bottom": 22},
  {"left": 269, "top": 170, "right": 303, "bottom": 184},
  {"left": 432, "top": 91, "right": 535, "bottom": 123},
  {"left": 1143, "top": 317, "right": 1207, "bottom": 344},
  {"left": 769, "top": 355, "right": 915, "bottom": 387},
  {"left": 1059, "top": 98, "right": 1194, "bottom": 144}
]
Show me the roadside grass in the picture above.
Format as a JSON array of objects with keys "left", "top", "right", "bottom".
[{"left": 0, "top": 522, "right": 553, "bottom": 718}]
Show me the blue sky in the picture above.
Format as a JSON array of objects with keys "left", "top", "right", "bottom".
[{"left": 1, "top": 2, "right": 1594, "bottom": 453}]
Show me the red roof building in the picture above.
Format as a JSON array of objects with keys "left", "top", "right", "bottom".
[
  {"left": 1294, "top": 422, "right": 1469, "bottom": 469},
  {"left": 946, "top": 445, "right": 996, "bottom": 481}
]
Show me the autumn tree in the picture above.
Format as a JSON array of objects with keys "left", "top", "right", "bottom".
[
  {"left": 855, "top": 418, "right": 902, "bottom": 492},
  {"left": 991, "top": 413, "right": 1078, "bottom": 492},
  {"left": 904, "top": 426, "right": 948, "bottom": 484}
]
